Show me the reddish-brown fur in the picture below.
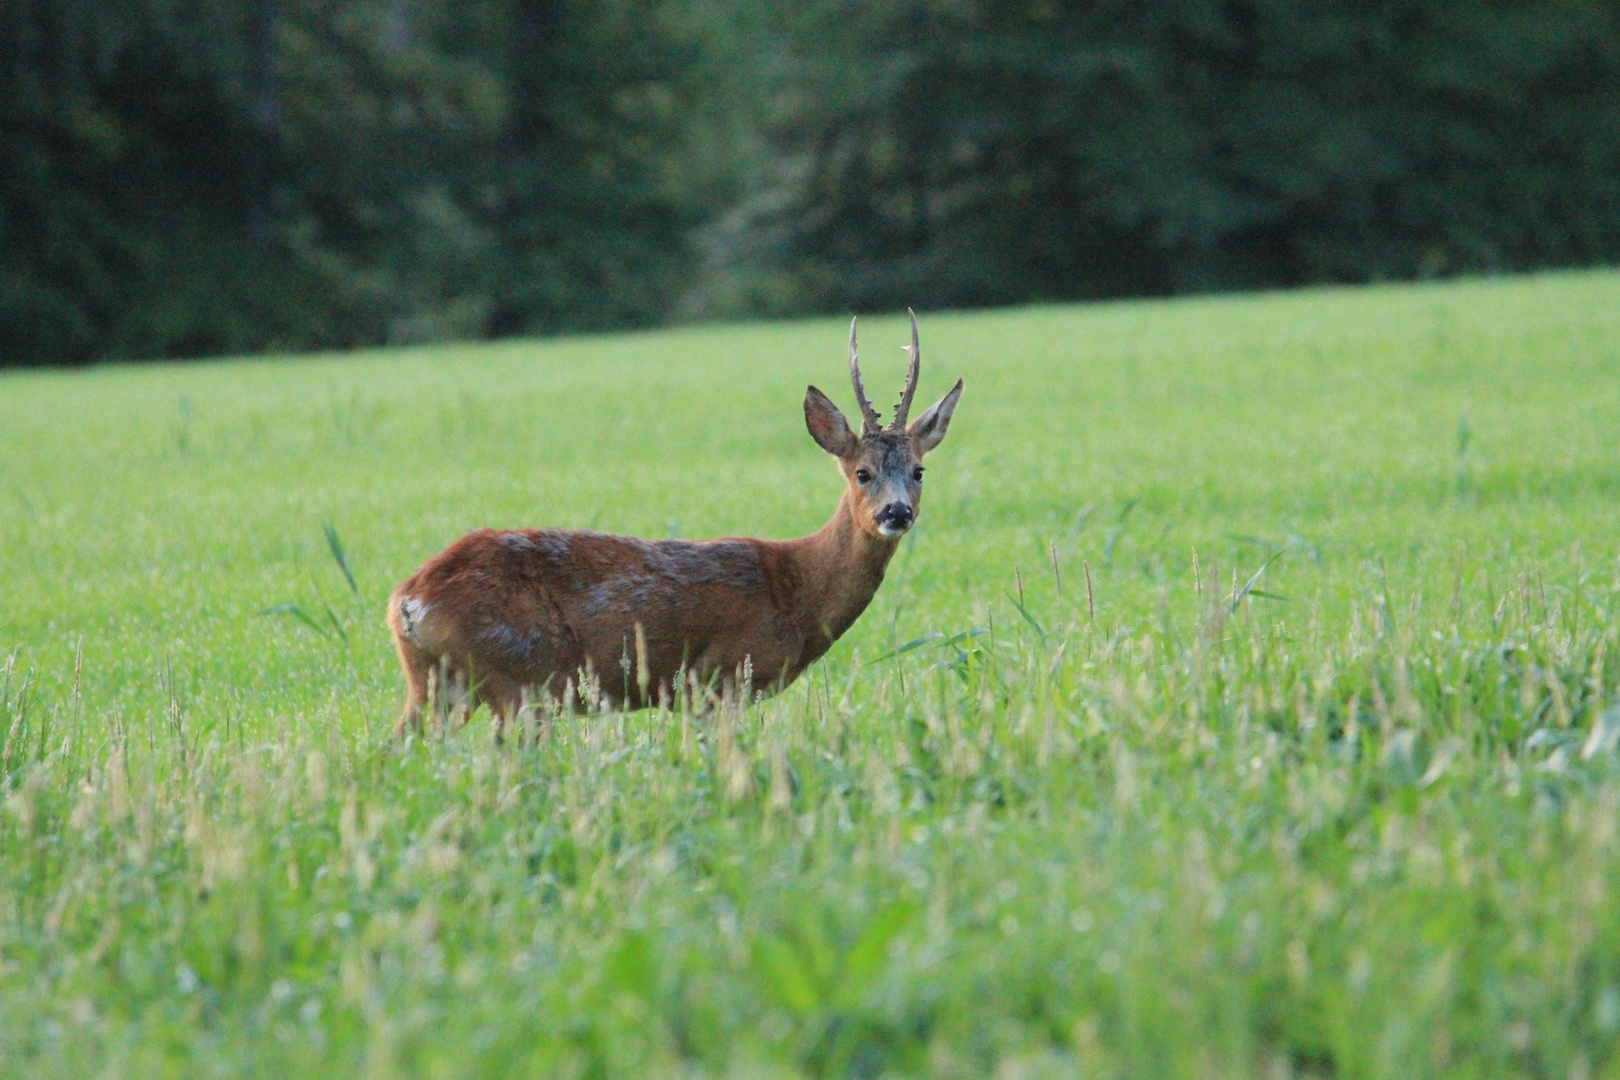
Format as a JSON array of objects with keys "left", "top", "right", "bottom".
[{"left": 387, "top": 313, "right": 963, "bottom": 739}]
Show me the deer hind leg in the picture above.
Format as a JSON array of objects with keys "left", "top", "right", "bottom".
[
  {"left": 437, "top": 662, "right": 476, "bottom": 732},
  {"left": 389, "top": 620, "right": 434, "bottom": 739},
  {"left": 389, "top": 592, "right": 474, "bottom": 738},
  {"left": 389, "top": 636, "right": 472, "bottom": 738}
]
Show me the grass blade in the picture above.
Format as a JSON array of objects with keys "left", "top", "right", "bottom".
[
  {"left": 865, "top": 634, "right": 946, "bottom": 666},
  {"left": 322, "top": 602, "right": 350, "bottom": 643},
  {"left": 1005, "top": 591, "right": 1046, "bottom": 639},
  {"left": 324, "top": 522, "right": 359, "bottom": 597},
  {"left": 259, "top": 603, "right": 333, "bottom": 639},
  {"left": 865, "top": 628, "right": 988, "bottom": 667},
  {"left": 1231, "top": 552, "right": 1284, "bottom": 613}
]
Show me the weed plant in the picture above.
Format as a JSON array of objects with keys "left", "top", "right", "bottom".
[{"left": 3, "top": 271, "right": 1620, "bottom": 1076}]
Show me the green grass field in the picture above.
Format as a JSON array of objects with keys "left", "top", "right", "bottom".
[{"left": 4, "top": 270, "right": 1620, "bottom": 1078}]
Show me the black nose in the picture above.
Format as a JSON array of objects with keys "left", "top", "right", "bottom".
[{"left": 880, "top": 502, "right": 913, "bottom": 527}]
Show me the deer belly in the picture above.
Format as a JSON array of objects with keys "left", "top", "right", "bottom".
[
  {"left": 687, "top": 615, "right": 803, "bottom": 695},
  {"left": 559, "top": 606, "right": 798, "bottom": 700}
]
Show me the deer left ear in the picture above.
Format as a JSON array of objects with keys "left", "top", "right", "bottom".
[
  {"left": 805, "top": 385, "right": 859, "bottom": 458},
  {"left": 908, "top": 378, "right": 962, "bottom": 455}
]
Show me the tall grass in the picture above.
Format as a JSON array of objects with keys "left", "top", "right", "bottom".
[{"left": 3, "top": 270, "right": 1620, "bottom": 1076}]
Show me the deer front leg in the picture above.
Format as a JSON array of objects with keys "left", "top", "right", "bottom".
[{"left": 477, "top": 674, "right": 530, "bottom": 746}]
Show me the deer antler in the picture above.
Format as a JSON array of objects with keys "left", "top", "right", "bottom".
[
  {"left": 890, "top": 308, "right": 921, "bottom": 430},
  {"left": 848, "top": 316, "right": 882, "bottom": 434}
]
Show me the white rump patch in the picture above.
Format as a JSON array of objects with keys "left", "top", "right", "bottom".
[{"left": 397, "top": 596, "right": 432, "bottom": 643}]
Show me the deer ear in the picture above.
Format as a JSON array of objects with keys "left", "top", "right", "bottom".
[
  {"left": 908, "top": 378, "right": 962, "bottom": 455},
  {"left": 805, "top": 386, "right": 858, "bottom": 458}
]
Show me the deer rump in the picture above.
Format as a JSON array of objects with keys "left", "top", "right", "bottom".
[{"left": 389, "top": 527, "right": 817, "bottom": 717}]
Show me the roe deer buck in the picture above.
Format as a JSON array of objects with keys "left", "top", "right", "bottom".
[{"left": 387, "top": 311, "right": 963, "bottom": 738}]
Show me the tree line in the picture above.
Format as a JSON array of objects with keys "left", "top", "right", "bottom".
[{"left": 4, "top": 0, "right": 1619, "bottom": 365}]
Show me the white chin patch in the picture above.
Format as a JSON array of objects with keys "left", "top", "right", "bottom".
[{"left": 877, "top": 521, "right": 910, "bottom": 537}]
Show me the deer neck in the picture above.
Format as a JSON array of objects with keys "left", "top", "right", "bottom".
[{"left": 784, "top": 491, "right": 900, "bottom": 649}]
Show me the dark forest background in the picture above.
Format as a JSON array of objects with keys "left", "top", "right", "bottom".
[{"left": 4, "top": 0, "right": 1620, "bottom": 366}]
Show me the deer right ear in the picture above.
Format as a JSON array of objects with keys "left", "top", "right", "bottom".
[
  {"left": 908, "top": 378, "right": 963, "bottom": 455},
  {"left": 804, "top": 386, "right": 859, "bottom": 458}
]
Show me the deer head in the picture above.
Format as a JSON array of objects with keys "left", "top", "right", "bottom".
[{"left": 803, "top": 310, "right": 964, "bottom": 539}]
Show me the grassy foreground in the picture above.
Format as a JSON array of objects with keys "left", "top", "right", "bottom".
[{"left": 4, "top": 271, "right": 1620, "bottom": 1077}]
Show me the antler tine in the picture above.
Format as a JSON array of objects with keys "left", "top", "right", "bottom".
[
  {"left": 848, "top": 315, "right": 882, "bottom": 434},
  {"left": 890, "top": 307, "right": 921, "bottom": 430}
]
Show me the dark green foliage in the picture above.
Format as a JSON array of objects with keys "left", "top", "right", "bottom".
[
  {"left": 0, "top": 0, "right": 713, "bottom": 363},
  {"left": 4, "top": 0, "right": 1620, "bottom": 362},
  {"left": 0, "top": 1, "right": 318, "bottom": 361},
  {"left": 481, "top": 0, "right": 727, "bottom": 336},
  {"left": 709, "top": 0, "right": 1620, "bottom": 316}
]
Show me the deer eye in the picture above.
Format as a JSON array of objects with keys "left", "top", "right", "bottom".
[
  {"left": 912, "top": 467, "right": 924, "bottom": 482},
  {"left": 855, "top": 468, "right": 872, "bottom": 484}
]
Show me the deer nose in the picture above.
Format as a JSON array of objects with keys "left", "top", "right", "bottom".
[{"left": 878, "top": 502, "right": 914, "bottom": 530}]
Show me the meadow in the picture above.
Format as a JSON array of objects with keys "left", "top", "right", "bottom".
[{"left": 3, "top": 270, "right": 1620, "bottom": 1078}]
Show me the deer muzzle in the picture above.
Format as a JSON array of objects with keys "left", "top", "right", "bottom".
[{"left": 876, "top": 501, "right": 914, "bottom": 536}]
